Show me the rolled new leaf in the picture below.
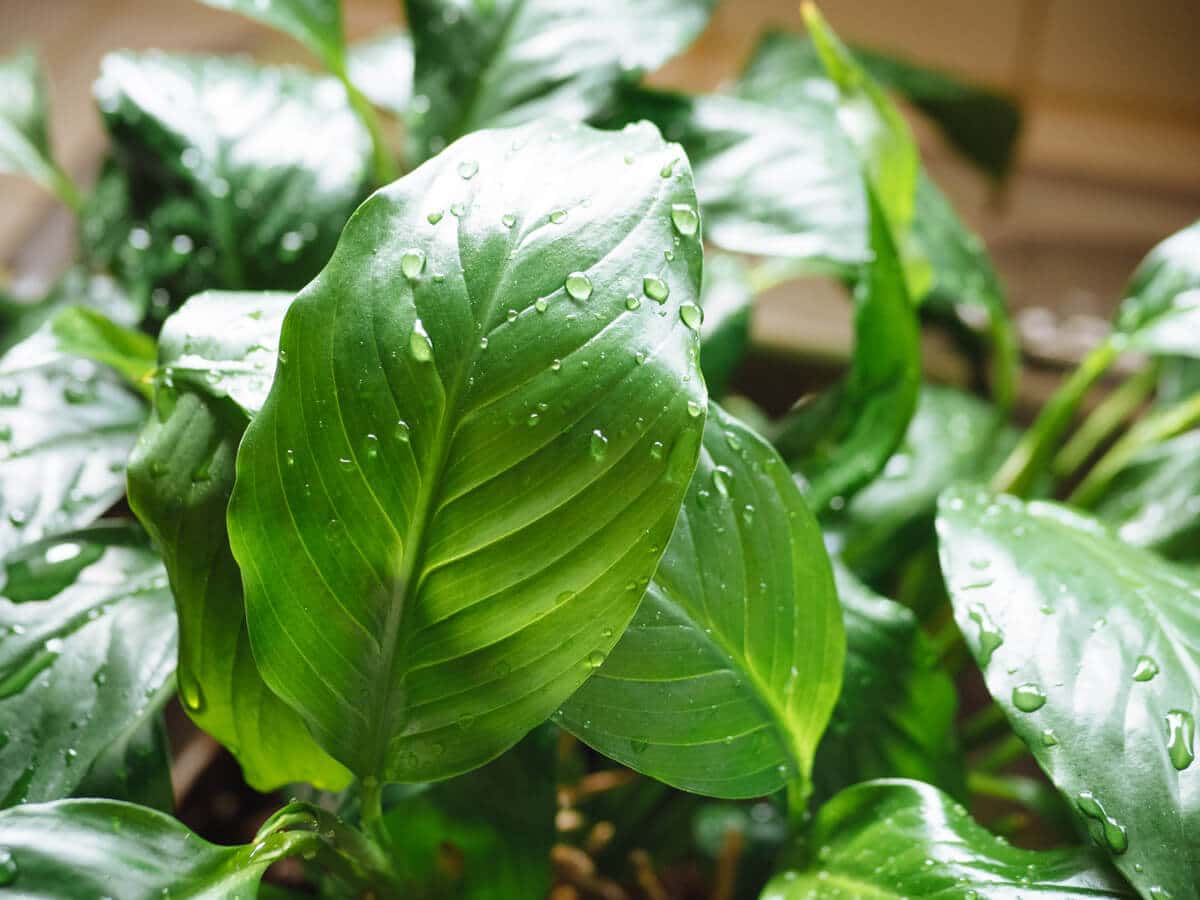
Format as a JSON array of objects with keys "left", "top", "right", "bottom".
[
  {"left": 228, "top": 119, "right": 708, "bottom": 783},
  {"left": 559, "top": 402, "right": 844, "bottom": 799}
]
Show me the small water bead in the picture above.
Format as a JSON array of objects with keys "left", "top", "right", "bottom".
[
  {"left": 394, "top": 420, "right": 411, "bottom": 443},
  {"left": 450, "top": 202, "right": 466, "bottom": 217},
  {"left": 663, "top": 249, "right": 674, "bottom": 262},
  {"left": 1040, "top": 728, "right": 1059, "bottom": 747},
  {"left": 479, "top": 336, "right": 489, "bottom": 350},
  {"left": 338, "top": 457, "right": 355, "bottom": 472},
  {"left": 741, "top": 504, "right": 755, "bottom": 525},
  {"left": 1132, "top": 656, "right": 1159, "bottom": 682},
  {"left": 679, "top": 303, "right": 703, "bottom": 331},
  {"left": 564, "top": 272, "right": 593, "bottom": 300},
  {"left": 967, "top": 603, "right": 1004, "bottom": 666},
  {"left": 586, "top": 650, "right": 606, "bottom": 669},
  {"left": 643, "top": 275, "right": 669, "bottom": 303},
  {"left": 506, "top": 308, "right": 519, "bottom": 323},
  {"left": 711, "top": 465, "right": 734, "bottom": 498},
  {"left": 1012, "top": 682, "right": 1046, "bottom": 712},
  {"left": 427, "top": 210, "right": 443, "bottom": 224},
  {"left": 634, "top": 351, "right": 646, "bottom": 365},
  {"left": 1076, "top": 790, "right": 1128, "bottom": 854},
  {"left": 670, "top": 204, "right": 699, "bottom": 236},
  {"left": 179, "top": 670, "right": 206, "bottom": 714},
  {"left": 409, "top": 319, "right": 434, "bottom": 363},
  {"left": 401, "top": 248, "right": 426, "bottom": 280},
  {"left": 659, "top": 158, "right": 677, "bottom": 178},
  {"left": 362, "top": 434, "right": 380, "bottom": 460},
  {"left": 687, "top": 400, "right": 702, "bottom": 418},
  {"left": 650, "top": 441, "right": 665, "bottom": 460},
  {"left": 0, "top": 848, "right": 16, "bottom": 886},
  {"left": 534, "top": 297, "right": 548, "bottom": 313},
  {"left": 549, "top": 209, "right": 567, "bottom": 224},
  {"left": 457, "top": 159, "right": 479, "bottom": 179},
  {"left": 501, "top": 213, "right": 516, "bottom": 229},
  {"left": 527, "top": 412, "right": 540, "bottom": 427},
  {"left": 590, "top": 429, "right": 608, "bottom": 461},
  {"left": 1165, "top": 709, "right": 1195, "bottom": 771}
]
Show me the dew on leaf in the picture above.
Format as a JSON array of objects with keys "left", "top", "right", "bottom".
[
  {"left": 1012, "top": 683, "right": 1046, "bottom": 712},
  {"left": 967, "top": 603, "right": 1003, "bottom": 666},
  {"left": 0, "top": 848, "right": 16, "bottom": 887},
  {"left": 1132, "top": 656, "right": 1159, "bottom": 682},
  {"left": 643, "top": 275, "right": 669, "bottom": 303},
  {"left": 1165, "top": 709, "right": 1195, "bottom": 771},
  {"left": 590, "top": 429, "right": 608, "bottom": 461},
  {"left": 395, "top": 420, "right": 411, "bottom": 443},
  {"left": 625, "top": 294, "right": 641, "bottom": 310},
  {"left": 679, "top": 303, "right": 703, "bottom": 331},
  {"left": 670, "top": 203, "right": 699, "bottom": 236},
  {"left": 564, "top": 272, "right": 593, "bottom": 301},
  {"left": 426, "top": 210, "right": 443, "bottom": 224},
  {"left": 401, "top": 248, "right": 426, "bottom": 280},
  {"left": 457, "top": 159, "right": 479, "bottom": 179},
  {"left": 409, "top": 319, "right": 434, "bottom": 363},
  {"left": 1076, "top": 790, "right": 1128, "bottom": 854}
]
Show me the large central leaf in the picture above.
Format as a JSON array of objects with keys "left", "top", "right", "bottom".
[{"left": 228, "top": 119, "right": 708, "bottom": 783}]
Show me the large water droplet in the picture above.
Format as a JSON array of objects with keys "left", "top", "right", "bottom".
[
  {"left": 1165, "top": 709, "right": 1195, "bottom": 771},
  {"left": 679, "top": 303, "right": 703, "bottom": 331},
  {"left": 1132, "top": 656, "right": 1159, "bottom": 682},
  {"left": 564, "top": 272, "right": 593, "bottom": 301},
  {"left": 401, "top": 248, "right": 426, "bottom": 280},
  {"left": 643, "top": 275, "right": 669, "bottom": 303},
  {"left": 1076, "top": 790, "right": 1128, "bottom": 854},
  {"left": 426, "top": 210, "right": 443, "bottom": 224},
  {"left": 670, "top": 204, "right": 699, "bottom": 236},
  {"left": 586, "top": 650, "right": 605, "bottom": 669},
  {"left": 1012, "top": 682, "right": 1046, "bottom": 712},
  {"left": 967, "top": 603, "right": 1004, "bottom": 666},
  {"left": 590, "top": 429, "right": 608, "bottom": 461},
  {"left": 409, "top": 319, "right": 434, "bottom": 363},
  {"left": 179, "top": 669, "right": 206, "bottom": 715}
]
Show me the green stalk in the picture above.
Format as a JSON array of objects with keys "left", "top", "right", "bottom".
[
  {"left": 359, "top": 775, "right": 384, "bottom": 830},
  {"left": 991, "top": 339, "right": 1120, "bottom": 496},
  {"left": 961, "top": 702, "right": 1009, "bottom": 747},
  {"left": 974, "top": 733, "right": 1028, "bottom": 774},
  {"left": 338, "top": 69, "right": 397, "bottom": 186},
  {"left": 785, "top": 777, "right": 812, "bottom": 830},
  {"left": 48, "top": 165, "right": 84, "bottom": 213},
  {"left": 1070, "top": 389, "right": 1200, "bottom": 507},
  {"left": 1052, "top": 362, "right": 1158, "bottom": 480}
]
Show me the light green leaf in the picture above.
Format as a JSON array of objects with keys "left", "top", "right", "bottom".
[
  {"left": 49, "top": 307, "right": 156, "bottom": 397},
  {"left": 72, "top": 715, "right": 173, "bottom": 813},
  {"left": 1113, "top": 220, "right": 1200, "bottom": 358},
  {"left": 348, "top": 29, "right": 413, "bottom": 117},
  {"left": 0, "top": 269, "right": 140, "bottom": 358},
  {"left": 127, "top": 291, "right": 350, "bottom": 792},
  {"left": 379, "top": 725, "right": 556, "bottom": 897},
  {"left": 0, "top": 525, "right": 175, "bottom": 809},
  {"left": 197, "top": 0, "right": 345, "bottom": 71},
  {"left": 0, "top": 48, "right": 80, "bottom": 208},
  {"left": 0, "top": 332, "right": 145, "bottom": 559},
  {"left": 761, "top": 778, "right": 1132, "bottom": 899},
  {"left": 89, "top": 51, "right": 371, "bottom": 310},
  {"left": 937, "top": 486, "right": 1200, "bottom": 897},
  {"left": 406, "top": 0, "right": 716, "bottom": 161},
  {"left": 774, "top": 186, "right": 920, "bottom": 511},
  {"left": 0, "top": 798, "right": 304, "bottom": 897},
  {"left": 813, "top": 563, "right": 962, "bottom": 804},
  {"left": 558, "top": 402, "right": 844, "bottom": 798},
  {"left": 697, "top": 253, "right": 752, "bottom": 397},
  {"left": 228, "top": 119, "right": 708, "bottom": 782}
]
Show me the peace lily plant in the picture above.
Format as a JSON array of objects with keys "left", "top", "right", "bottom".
[{"left": 0, "top": 0, "right": 1196, "bottom": 897}]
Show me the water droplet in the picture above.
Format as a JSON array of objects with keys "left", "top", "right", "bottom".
[
  {"left": 625, "top": 293, "right": 642, "bottom": 311},
  {"left": 0, "top": 847, "right": 16, "bottom": 886},
  {"left": 338, "top": 457, "right": 355, "bottom": 472},
  {"left": 456, "top": 713, "right": 475, "bottom": 730},
  {"left": 643, "top": 275, "right": 669, "bottom": 303},
  {"left": 1132, "top": 656, "right": 1159, "bottom": 682},
  {"left": 659, "top": 158, "right": 677, "bottom": 178},
  {"left": 741, "top": 504, "right": 755, "bottom": 525},
  {"left": 501, "top": 213, "right": 516, "bottom": 229},
  {"left": 395, "top": 420, "right": 411, "bottom": 443},
  {"left": 427, "top": 210, "right": 443, "bottom": 224},
  {"left": 401, "top": 248, "right": 426, "bottom": 280},
  {"left": 362, "top": 434, "right": 380, "bottom": 460},
  {"left": 565, "top": 272, "right": 593, "bottom": 301},
  {"left": 549, "top": 209, "right": 567, "bottom": 224},
  {"left": 670, "top": 204, "right": 699, "bottom": 236},
  {"left": 457, "top": 159, "right": 478, "bottom": 179},
  {"left": 711, "top": 465, "right": 733, "bottom": 498},
  {"left": 630, "top": 738, "right": 649, "bottom": 754},
  {"left": 506, "top": 308, "right": 518, "bottom": 323},
  {"left": 179, "top": 669, "right": 206, "bottom": 714},
  {"left": 586, "top": 650, "right": 605, "bottom": 669},
  {"left": 527, "top": 412, "right": 540, "bottom": 427},
  {"left": 534, "top": 297, "right": 548, "bottom": 313},
  {"left": 1165, "top": 709, "right": 1195, "bottom": 771},
  {"left": 649, "top": 441, "right": 665, "bottom": 460},
  {"left": 1040, "top": 728, "right": 1059, "bottom": 747},
  {"left": 1012, "top": 682, "right": 1046, "bottom": 712},
  {"left": 679, "top": 303, "right": 703, "bottom": 331},
  {"left": 550, "top": 359, "right": 562, "bottom": 373},
  {"left": 967, "top": 603, "right": 1004, "bottom": 666},
  {"left": 450, "top": 202, "right": 466, "bottom": 217},
  {"left": 1076, "top": 790, "right": 1128, "bottom": 853},
  {"left": 687, "top": 400, "right": 702, "bottom": 418},
  {"left": 409, "top": 319, "right": 434, "bottom": 363},
  {"left": 590, "top": 429, "right": 608, "bottom": 461}
]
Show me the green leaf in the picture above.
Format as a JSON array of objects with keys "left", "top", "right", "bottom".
[
  {"left": 1090, "top": 429, "right": 1200, "bottom": 563},
  {"left": 91, "top": 51, "right": 372, "bottom": 310},
  {"left": 127, "top": 291, "right": 351, "bottom": 792},
  {"left": 558, "top": 402, "right": 844, "bottom": 798},
  {"left": 72, "top": 715, "right": 173, "bottom": 813},
  {"left": 228, "top": 119, "right": 708, "bottom": 782},
  {"left": 937, "top": 486, "right": 1200, "bottom": 897},
  {"left": 406, "top": 0, "right": 716, "bottom": 161},
  {"left": 738, "top": 29, "right": 1021, "bottom": 180},
  {"left": 775, "top": 187, "right": 920, "bottom": 511},
  {"left": 826, "top": 384, "right": 1013, "bottom": 581},
  {"left": 761, "top": 778, "right": 1133, "bottom": 898},
  {"left": 1113, "top": 219, "right": 1200, "bottom": 358},
  {"left": 605, "top": 86, "right": 866, "bottom": 267},
  {"left": 0, "top": 525, "right": 176, "bottom": 809},
  {"left": 813, "top": 563, "right": 963, "bottom": 804},
  {"left": 0, "top": 268, "right": 140, "bottom": 358},
  {"left": 348, "top": 29, "right": 413, "bottom": 117},
  {"left": 0, "top": 48, "right": 80, "bottom": 208},
  {"left": 0, "top": 332, "right": 145, "bottom": 558},
  {"left": 379, "top": 725, "right": 556, "bottom": 897},
  {"left": 197, "top": 0, "right": 345, "bottom": 71},
  {"left": 697, "top": 253, "right": 752, "bottom": 397},
  {"left": 49, "top": 307, "right": 156, "bottom": 396},
  {"left": 0, "top": 798, "right": 303, "bottom": 897}
]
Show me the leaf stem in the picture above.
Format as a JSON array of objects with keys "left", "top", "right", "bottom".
[
  {"left": 961, "top": 702, "right": 1009, "bottom": 747},
  {"left": 338, "top": 69, "right": 398, "bottom": 186},
  {"left": 785, "top": 778, "right": 812, "bottom": 830},
  {"left": 974, "top": 733, "right": 1028, "bottom": 774},
  {"left": 49, "top": 165, "right": 84, "bottom": 213},
  {"left": 359, "top": 776, "right": 383, "bottom": 830},
  {"left": 991, "top": 339, "right": 1120, "bottom": 496},
  {"left": 1052, "top": 362, "right": 1158, "bottom": 481}
]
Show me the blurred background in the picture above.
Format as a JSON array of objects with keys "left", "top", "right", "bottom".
[{"left": 3, "top": 0, "right": 1199, "bottom": 401}]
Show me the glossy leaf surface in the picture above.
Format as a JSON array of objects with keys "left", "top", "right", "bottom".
[
  {"left": 406, "top": 0, "right": 716, "bottom": 160},
  {"left": 0, "top": 332, "right": 145, "bottom": 558},
  {"left": 0, "top": 525, "right": 176, "bottom": 809},
  {"left": 0, "top": 799, "right": 296, "bottom": 897},
  {"left": 697, "top": 253, "right": 752, "bottom": 396},
  {"left": 228, "top": 119, "right": 708, "bottom": 782},
  {"left": 813, "top": 563, "right": 962, "bottom": 804},
  {"left": 127, "top": 291, "right": 350, "bottom": 791},
  {"left": 1113, "top": 219, "right": 1200, "bottom": 358},
  {"left": 938, "top": 486, "right": 1200, "bottom": 897},
  {"left": 197, "top": 0, "right": 345, "bottom": 70},
  {"left": 0, "top": 269, "right": 140, "bottom": 358},
  {"left": 559, "top": 403, "right": 843, "bottom": 798},
  {"left": 72, "top": 715, "right": 173, "bottom": 813},
  {"left": 762, "top": 779, "right": 1132, "bottom": 898},
  {"left": 91, "top": 51, "right": 371, "bottom": 308},
  {"left": 49, "top": 307, "right": 156, "bottom": 394}
]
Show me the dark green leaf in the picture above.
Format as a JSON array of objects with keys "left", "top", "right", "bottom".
[
  {"left": 49, "top": 307, "right": 156, "bottom": 396},
  {"left": 379, "top": 725, "right": 556, "bottom": 897},
  {"left": 72, "top": 715, "right": 173, "bottom": 813},
  {"left": 1113, "top": 219, "right": 1200, "bottom": 358},
  {"left": 697, "top": 253, "right": 752, "bottom": 396},
  {"left": 228, "top": 119, "right": 708, "bottom": 782},
  {"left": 761, "top": 778, "right": 1132, "bottom": 898},
  {"left": 605, "top": 86, "right": 865, "bottom": 267},
  {"left": 775, "top": 187, "right": 920, "bottom": 511},
  {"left": 559, "top": 402, "right": 843, "bottom": 798},
  {"left": 197, "top": 0, "right": 345, "bottom": 71},
  {"left": 813, "top": 563, "right": 962, "bottom": 804},
  {"left": 1090, "top": 429, "right": 1200, "bottom": 563},
  {"left": 0, "top": 332, "right": 145, "bottom": 558},
  {"left": 0, "top": 525, "right": 175, "bottom": 809},
  {"left": 827, "top": 384, "right": 1013, "bottom": 581},
  {"left": 937, "top": 486, "right": 1200, "bottom": 897},
  {"left": 348, "top": 29, "right": 414, "bottom": 117},
  {"left": 406, "top": 0, "right": 716, "bottom": 161},
  {"left": 0, "top": 798, "right": 301, "bottom": 897},
  {"left": 0, "top": 48, "right": 79, "bottom": 207},
  {"left": 127, "top": 291, "right": 350, "bottom": 792},
  {"left": 90, "top": 51, "right": 372, "bottom": 311}
]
